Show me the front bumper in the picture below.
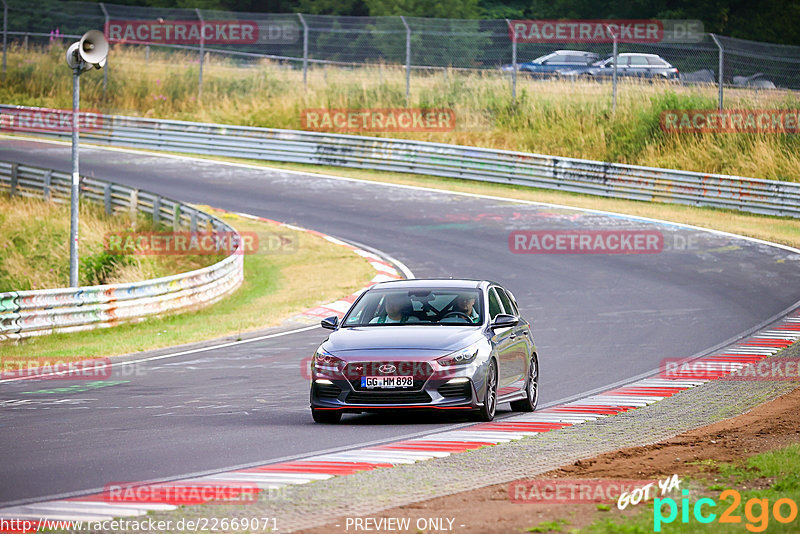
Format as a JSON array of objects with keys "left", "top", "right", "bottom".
[{"left": 310, "top": 361, "right": 486, "bottom": 413}]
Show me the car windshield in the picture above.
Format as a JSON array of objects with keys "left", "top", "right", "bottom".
[{"left": 343, "top": 288, "right": 483, "bottom": 326}]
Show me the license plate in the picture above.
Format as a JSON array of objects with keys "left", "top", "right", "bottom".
[{"left": 361, "top": 376, "right": 414, "bottom": 389}]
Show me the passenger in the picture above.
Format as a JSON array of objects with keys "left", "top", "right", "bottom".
[
  {"left": 453, "top": 294, "right": 480, "bottom": 323},
  {"left": 370, "top": 293, "right": 419, "bottom": 324}
]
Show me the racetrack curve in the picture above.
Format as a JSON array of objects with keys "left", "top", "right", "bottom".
[{"left": 2, "top": 138, "right": 800, "bottom": 506}]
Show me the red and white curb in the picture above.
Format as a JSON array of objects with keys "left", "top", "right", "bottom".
[{"left": 2, "top": 311, "right": 797, "bottom": 527}]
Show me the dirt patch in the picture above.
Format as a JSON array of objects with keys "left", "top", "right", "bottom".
[{"left": 303, "top": 385, "right": 800, "bottom": 534}]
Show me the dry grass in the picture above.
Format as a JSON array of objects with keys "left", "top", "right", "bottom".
[
  {"left": 4, "top": 43, "right": 799, "bottom": 181},
  {"left": 0, "top": 192, "right": 216, "bottom": 291}
]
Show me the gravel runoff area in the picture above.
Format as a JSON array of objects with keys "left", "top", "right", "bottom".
[{"left": 116, "top": 341, "right": 800, "bottom": 534}]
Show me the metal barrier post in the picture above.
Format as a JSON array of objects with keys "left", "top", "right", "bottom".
[
  {"left": 400, "top": 16, "right": 410, "bottom": 104},
  {"left": 195, "top": 8, "right": 204, "bottom": 99},
  {"left": 43, "top": 169, "right": 51, "bottom": 201},
  {"left": 9, "top": 162, "right": 17, "bottom": 196},
  {"left": 298, "top": 13, "right": 308, "bottom": 91},
  {"left": 711, "top": 34, "right": 724, "bottom": 110}
]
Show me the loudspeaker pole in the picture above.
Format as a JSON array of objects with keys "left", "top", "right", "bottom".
[
  {"left": 69, "top": 65, "right": 80, "bottom": 287},
  {"left": 65, "top": 30, "right": 109, "bottom": 287}
]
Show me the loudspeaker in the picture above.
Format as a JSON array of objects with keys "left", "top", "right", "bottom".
[
  {"left": 65, "top": 30, "right": 109, "bottom": 71},
  {"left": 79, "top": 30, "right": 109, "bottom": 69}
]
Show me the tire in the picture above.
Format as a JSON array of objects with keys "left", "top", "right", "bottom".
[
  {"left": 510, "top": 354, "right": 539, "bottom": 412},
  {"left": 312, "top": 408, "right": 342, "bottom": 424},
  {"left": 472, "top": 359, "right": 497, "bottom": 422}
]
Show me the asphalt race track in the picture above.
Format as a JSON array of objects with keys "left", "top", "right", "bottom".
[{"left": 2, "top": 138, "right": 800, "bottom": 506}]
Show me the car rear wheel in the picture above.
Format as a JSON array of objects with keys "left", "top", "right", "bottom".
[
  {"left": 312, "top": 408, "right": 342, "bottom": 424},
  {"left": 472, "top": 359, "right": 497, "bottom": 422},
  {"left": 510, "top": 354, "right": 539, "bottom": 412}
]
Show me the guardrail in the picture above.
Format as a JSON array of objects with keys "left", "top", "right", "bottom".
[
  {"left": 2, "top": 105, "right": 800, "bottom": 218},
  {"left": 0, "top": 159, "right": 244, "bottom": 341}
]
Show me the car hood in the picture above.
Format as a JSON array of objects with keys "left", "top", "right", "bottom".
[{"left": 324, "top": 326, "right": 485, "bottom": 358}]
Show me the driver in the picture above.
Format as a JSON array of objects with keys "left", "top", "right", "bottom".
[
  {"left": 453, "top": 293, "right": 480, "bottom": 323},
  {"left": 370, "top": 293, "right": 419, "bottom": 324}
]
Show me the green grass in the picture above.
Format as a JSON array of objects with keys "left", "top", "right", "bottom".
[
  {"left": 527, "top": 519, "right": 571, "bottom": 533},
  {"left": 4, "top": 43, "right": 800, "bottom": 181},
  {"left": 585, "top": 443, "right": 800, "bottom": 533},
  {"left": 0, "top": 211, "right": 375, "bottom": 361}
]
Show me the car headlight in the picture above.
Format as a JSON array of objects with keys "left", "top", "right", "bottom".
[
  {"left": 313, "top": 347, "right": 344, "bottom": 373},
  {"left": 436, "top": 342, "right": 481, "bottom": 367}
]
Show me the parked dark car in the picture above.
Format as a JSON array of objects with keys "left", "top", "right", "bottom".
[{"left": 309, "top": 279, "right": 539, "bottom": 424}]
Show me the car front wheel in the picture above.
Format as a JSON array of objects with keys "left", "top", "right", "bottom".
[
  {"left": 473, "top": 359, "right": 497, "bottom": 422},
  {"left": 510, "top": 354, "right": 539, "bottom": 412}
]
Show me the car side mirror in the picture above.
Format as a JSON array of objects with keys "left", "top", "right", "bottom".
[
  {"left": 491, "top": 314, "right": 518, "bottom": 329},
  {"left": 320, "top": 316, "right": 339, "bottom": 330}
]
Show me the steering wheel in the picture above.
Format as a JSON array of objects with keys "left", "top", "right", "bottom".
[{"left": 442, "top": 311, "right": 472, "bottom": 322}]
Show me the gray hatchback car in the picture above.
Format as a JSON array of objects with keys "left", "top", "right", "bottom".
[{"left": 309, "top": 279, "right": 539, "bottom": 423}]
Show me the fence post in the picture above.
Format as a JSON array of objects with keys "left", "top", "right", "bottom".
[
  {"left": 297, "top": 13, "right": 308, "bottom": 91},
  {"left": 506, "top": 19, "right": 516, "bottom": 101},
  {"left": 43, "top": 169, "right": 51, "bottom": 201},
  {"left": 2, "top": 0, "right": 7, "bottom": 82},
  {"left": 195, "top": 8, "right": 204, "bottom": 100},
  {"left": 710, "top": 33, "right": 724, "bottom": 110},
  {"left": 400, "top": 16, "right": 410, "bottom": 104},
  {"left": 99, "top": 2, "right": 109, "bottom": 100},
  {"left": 610, "top": 27, "right": 618, "bottom": 114},
  {"left": 23, "top": 33, "right": 28, "bottom": 50}
]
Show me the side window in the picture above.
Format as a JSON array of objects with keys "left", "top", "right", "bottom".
[
  {"left": 501, "top": 289, "right": 520, "bottom": 316},
  {"left": 488, "top": 288, "right": 504, "bottom": 320},
  {"left": 629, "top": 56, "right": 648, "bottom": 66},
  {"left": 496, "top": 288, "right": 515, "bottom": 317}
]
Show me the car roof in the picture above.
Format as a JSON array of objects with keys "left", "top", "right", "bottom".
[
  {"left": 552, "top": 50, "right": 598, "bottom": 55},
  {"left": 617, "top": 53, "right": 661, "bottom": 57},
  {"left": 370, "top": 279, "right": 490, "bottom": 290}
]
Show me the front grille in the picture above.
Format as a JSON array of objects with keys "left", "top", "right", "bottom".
[
  {"left": 314, "top": 383, "right": 342, "bottom": 398},
  {"left": 347, "top": 391, "right": 432, "bottom": 404},
  {"left": 438, "top": 381, "right": 471, "bottom": 398},
  {"left": 345, "top": 361, "right": 433, "bottom": 392}
]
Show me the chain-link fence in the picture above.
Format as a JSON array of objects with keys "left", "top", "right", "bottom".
[{"left": 2, "top": 1, "right": 800, "bottom": 107}]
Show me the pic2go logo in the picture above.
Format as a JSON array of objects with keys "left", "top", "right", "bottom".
[{"left": 654, "top": 489, "right": 799, "bottom": 532}]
